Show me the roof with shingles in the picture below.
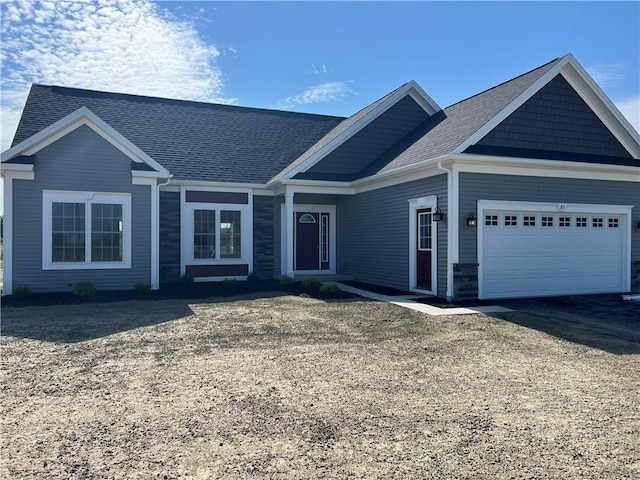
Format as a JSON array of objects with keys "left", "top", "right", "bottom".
[
  {"left": 11, "top": 56, "right": 602, "bottom": 185},
  {"left": 372, "top": 57, "right": 564, "bottom": 174},
  {"left": 11, "top": 86, "right": 344, "bottom": 183}
]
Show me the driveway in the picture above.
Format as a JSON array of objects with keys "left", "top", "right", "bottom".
[{"left": 495, "top": 293, "right": 639, "bottom": 354}]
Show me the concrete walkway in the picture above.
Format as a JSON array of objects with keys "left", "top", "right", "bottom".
[{"left": 335, "top": 283, "right": 512, "bottom": 317}]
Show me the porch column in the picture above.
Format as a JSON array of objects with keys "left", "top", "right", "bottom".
[{"left": 285, "top": 189, "right": 295, "bottom": 277}]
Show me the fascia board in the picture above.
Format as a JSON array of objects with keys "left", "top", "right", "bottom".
[
  {"left": 0, "top": 163, "right": 34, "bottom": 173},
  {"left": 1, "top": 107, "right": 171, "bottom": 176},
  {"left": 453, "top": 56, "right": 571, "bottom": 154},
  {"left": 270, "top": 81, "right": 443, "bottom": 184},
  {"left": 451, "top": 153, "right": 640, "bottom": 181}
]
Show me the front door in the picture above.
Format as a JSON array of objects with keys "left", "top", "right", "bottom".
[
  {"left": 416, "top": 208, "right": 432, "bottom": 290},
  {"left": 295, "top": 212, "right": 320, "bottom": 270}
]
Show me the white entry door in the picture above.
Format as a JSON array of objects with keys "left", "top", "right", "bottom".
[{"left": 478, "top": 201, "right": 630, "bottom": 299}]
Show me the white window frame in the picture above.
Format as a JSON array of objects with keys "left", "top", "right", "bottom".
[
  {"left": 181, "top": 192, "right": 253, "bottom": 278},
  {"left": 42, "top": 190, "right": 132, "bottom": 270},
  {"left": 186, "top": 205, "right": 249, "bottom": 263}
]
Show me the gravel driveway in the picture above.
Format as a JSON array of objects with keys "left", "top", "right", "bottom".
[{"left": 1, "top": 292, "right": 638, "bottom": 479}]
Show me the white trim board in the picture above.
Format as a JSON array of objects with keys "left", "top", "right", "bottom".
[
  {"left": 408, "top": 195, "right": 438, "bottom": 296},
  {"left": 279, "top": 203, "right": 337, "bottom": 277}
]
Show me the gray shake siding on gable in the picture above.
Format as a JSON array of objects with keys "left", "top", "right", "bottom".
[
  {"left": 299, "top": 96, "right": 431, "bottom": 181},
  {"left": 11, "top": 125, "right": 151, "bottom": 292},
  {"left": 337, "top": 174, "right": 448, "bottom": 297},
  {"left": 458, "top": 172, "right": 640, "bottom": 264},
  {"left": 473, "top": 75, "right": 632, "bottom": 160}
]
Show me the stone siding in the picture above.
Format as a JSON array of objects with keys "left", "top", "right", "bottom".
[
  {"left": 159, "top": 191, "right": 181, "bottom": 283},
  {"left": 253, "top": 196, "right": 274, "bottom": 279},
  {"left": 453, "top": 263, "right": 479, "bottom": 300}
]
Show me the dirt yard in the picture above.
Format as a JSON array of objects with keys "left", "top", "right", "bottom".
[{"left": 1, "top": 292, "right": 638, "bottom": 479}]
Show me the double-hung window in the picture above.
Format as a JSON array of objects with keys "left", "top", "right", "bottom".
[{"left": 43, "top": 191, "right": 132, "bottom": 270}]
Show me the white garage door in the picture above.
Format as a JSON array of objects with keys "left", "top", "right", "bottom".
[{"left": 479, "top": 202, "right": 629, "bottom": 299}]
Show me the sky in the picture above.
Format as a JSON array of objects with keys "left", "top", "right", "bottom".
[{"left": 0, "top": 0, "right": 639, "bottom": 153}]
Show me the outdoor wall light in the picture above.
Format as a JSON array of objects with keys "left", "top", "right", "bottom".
[
  {"left": 466, "top": 212, "right": 477, "bottom": 227},
  {"left": 432, "top": 207, "right": 444, "bottom": 222}
]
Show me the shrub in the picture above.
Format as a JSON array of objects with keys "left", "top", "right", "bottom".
[
  {"left": 180, "top": 273, "right": 194, "bottom": 283},
  {"left": 12, "top": 285, "right": 32, "bottom": 298},
  {"left": 134, "top": 282, "right": 152, "bottom": 294},
  {"left": 302, "top": 277, "right": 322, "bottom": 291},
  {"left": 319, "top": 283, "right": 340, "bottom": 295},
  {"left": 279, "top": 275, "right": 295, "bottom": 287},
  {"left": 221, "top": 278, "right": 237, "bottom": 288},
  {"left": 247, "top": 271, "right": 260, "bottom": 284},
  {"left": 73, "top": 281, "right": 97, "bottom": 297}
]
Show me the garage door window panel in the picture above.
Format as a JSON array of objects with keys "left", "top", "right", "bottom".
[{"left": 504, "top": 215, "right": 518, "bottom": 226}]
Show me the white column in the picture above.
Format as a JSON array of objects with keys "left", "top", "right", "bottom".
[
  {"left": 3, "top": 176, "right": 13, "bottom": 295},
  {"left": 285, "top": 189, "right": 295, "bottom": 277}
]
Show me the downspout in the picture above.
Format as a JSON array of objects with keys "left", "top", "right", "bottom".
[
  {"left": 437, "top": 160, "right": 454, "bottom": 301},
  {"left": 155, "top": 175, "right": 173, "bottom": 290}
]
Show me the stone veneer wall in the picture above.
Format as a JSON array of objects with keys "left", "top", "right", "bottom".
[
  {"left": 253, "top": 196, "right": 274, "bottom": 279},
  {"left": 159, "top": 191, "right": 181, "bottom": 283},
  {"left": 453, "top": 263, "right": 479, "bottom": 300},
  {"left": 632, "top": 261, "right": 640, "bottom": 293}
]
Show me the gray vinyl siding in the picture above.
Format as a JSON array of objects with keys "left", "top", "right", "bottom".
[
  {"left": 458, "top": 173, "right": 640, "bottom": 263},
  {"left": 475, "top": 75, "right": 632, "bottom": 159},
  {"left": 299, "top": 96, "right": 431, "bottom": 180},
  {"left": 337, "top": 174, "right": 448, "bottom": 296},
  {"left": 12, "top": 125, "right": 152, "bottom": 292}
]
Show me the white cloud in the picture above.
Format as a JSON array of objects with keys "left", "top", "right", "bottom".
[
  {"left": 615, "top": 96, "right": 640, "bottom": 133},
  {"left": 586, "top": 63, "right": 626, "bottom": 87},
  {"left": 0, "top": 0, "right": 234, "bottom": 151},
  {"left": 279, "top": 81, "right": 355, "bottom": 109},
  {"left": 310, "top": 63, "right": 329, "bottom": 75}
]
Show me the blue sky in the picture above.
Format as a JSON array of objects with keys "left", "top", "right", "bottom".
[{"left": 1, "top": 0, "right": 639, "bottom": 154}]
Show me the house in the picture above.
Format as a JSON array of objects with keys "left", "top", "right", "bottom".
[{"left": 2, "top": 54, "right": 639, "bottom": 300}]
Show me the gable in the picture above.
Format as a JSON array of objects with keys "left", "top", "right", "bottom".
[
  {"left": 11, "top": 85, "right": 343, "bottom": 184},
  {"left": 294, "top": 95, "right": 433, "bottom": 181},
  {"left": 465, "top": 74, "right": 635, "bottom": 164}
]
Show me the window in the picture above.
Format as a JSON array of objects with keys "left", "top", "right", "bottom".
[
  {"left": 576, "top": 217, "right": 587, "bottom": 228},
  {"left": 418, "top": 212, "right": 432, "bottom": 250},
  {"left": 485, "top": 215, "right": 498, "bottom": 226},
  {"left": 541, "top": 216, "right": 553, "bottom": 227},
  {"left": 504, "top": 215, "right": 517, "bottom": 226},
  {"left": 194, "top": 210, "right": 216, "bottom": 259},
  {"left": 559, "top": 217, "right": 571, "bottom": 227},
  {"left": 190, "top": 207, "right": 245, "bottom": 261},
  {"left": 321, "top": 214, "right": 329, "bottom": 263},
  {"left": 592, "top": 217, "right": 604, "bottom": 228},
  {"left": 220, "top": 210, "right": 241, "bottom": 258},
  {"left": 43, "top": 191, "right": 131, "bottom": 270},
  {"left": 52, "top": 202, "right": 85, "bottom": 262},
  {"left": 523, "top": 215, "right": 536, "bottom": 227},
  {"left": 608, "top": 218, "right": 619, "bottom": 228},
  {"left": 91, "top": 204, "right": 123, "bottom": 262}
]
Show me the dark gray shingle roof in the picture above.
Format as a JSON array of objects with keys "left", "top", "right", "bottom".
[
  {"left": 12, "top": 85, "right": 344, "bottom": 183},
  {"left": 373, "top": 57, "right": 564, "bottom": 174}
]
